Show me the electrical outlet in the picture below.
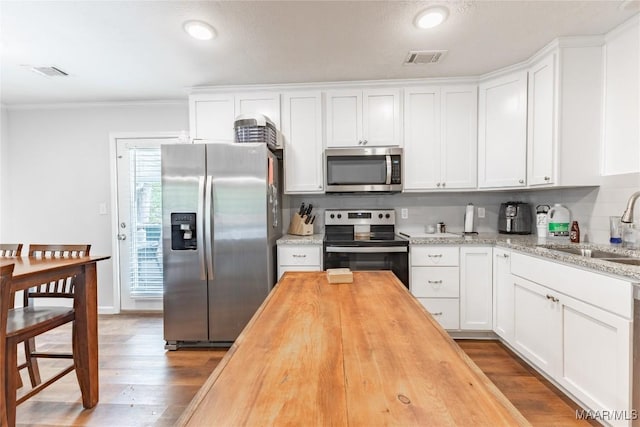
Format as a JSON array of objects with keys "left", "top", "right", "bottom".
[
  {"left": 401, "top": 208, "right": 408, "bottom": 219},
  {"left": 478, "top": 207, "right": 486, "bottom": 218}
]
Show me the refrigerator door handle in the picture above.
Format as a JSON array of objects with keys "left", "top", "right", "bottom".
[
  {"left": 197, "top": 176, "right": 206, "bottom": 281},
  {"left": 204, "top": 175, "right": 214, "bottom": 279}
]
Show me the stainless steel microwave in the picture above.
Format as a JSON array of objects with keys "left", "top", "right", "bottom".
[{"left": 325, "top": 147, "right": 402, "bottom": 193}]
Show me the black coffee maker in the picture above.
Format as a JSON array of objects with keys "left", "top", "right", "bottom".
[{"left": 498, "top": 202, "right": 532, "bottom": 234}]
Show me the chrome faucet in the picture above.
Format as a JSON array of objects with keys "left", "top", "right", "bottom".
[{"left": 621, "top": 191, "right": 640, "bottom": 223}]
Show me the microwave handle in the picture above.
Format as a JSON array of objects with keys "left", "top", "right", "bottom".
[{"left": 385, "top": 155, "right": 392, "bottom": 185}]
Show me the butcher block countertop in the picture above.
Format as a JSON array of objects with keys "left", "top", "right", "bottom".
[{"left": 178, "top": 271, "right": 529, "bottom": 426}]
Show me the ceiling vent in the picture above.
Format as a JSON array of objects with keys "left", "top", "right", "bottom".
[
  {"left": 30, "top": 66, "right": 69, "bottom": 77},
  {"left": 404, "top": 50, "right": 448, "bottom": 65}
]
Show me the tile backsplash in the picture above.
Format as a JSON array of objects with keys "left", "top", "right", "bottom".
[{"left": 284, "top": 172, "right": 640, "bottom": 244}]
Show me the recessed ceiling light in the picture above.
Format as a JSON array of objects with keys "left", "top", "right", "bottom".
[
  {"left": 415, "top": 7, "right": 449, "bottom": 29},
  {"left": 183, "top": 20, "right": 216, "bottom": 41}
]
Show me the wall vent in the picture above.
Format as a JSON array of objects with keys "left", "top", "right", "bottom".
[
  {"left": 404, "top": 50, "right": 448, "bottom": 65},
  {"left": 31, "top": 66, "right": 69, "bottom": 77}
]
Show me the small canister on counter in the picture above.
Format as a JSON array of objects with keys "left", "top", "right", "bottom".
[{"left": 436, "top": 222, "right": 446, "bottom": 233}]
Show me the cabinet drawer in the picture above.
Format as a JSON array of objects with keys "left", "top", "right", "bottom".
[
  {"left": 278, "top": 245, "right": 321, "bottom": 266},
  {"left": 411, "top": 267, "right": 460, "bottom": 298},
  {"left": 411, "top": 246, "right": 459, "bottom": 266},
  {"left": 417, "top": 298, "right": 460, "bottom": 330}
]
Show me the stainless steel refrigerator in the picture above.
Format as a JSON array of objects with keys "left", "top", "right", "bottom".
[{"left": 161, "top": 141, "right": 281, "bottom": 349}]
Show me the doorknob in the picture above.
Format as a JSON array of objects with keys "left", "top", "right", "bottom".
[{"left": 117, "top": 234, "right": 127, "bottom": 241}]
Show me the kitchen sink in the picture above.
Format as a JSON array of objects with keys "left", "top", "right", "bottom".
[{"left": 544, "top": 247, "right": 630, "bottom": 259}]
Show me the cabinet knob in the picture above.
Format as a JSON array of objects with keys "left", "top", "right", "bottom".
[
  {"left": 436, "top": 182, "right": 441, "bottom": 187},
  {"left": 544, "top": 176, "right": 551, "bottom": 181},
  {"left": 357, "top": 140, "right": 362, "bottom": 145},
  {"left": 495, "top": 253, "right": 510, "bottom": 258},
  {"left": 363, "top": 140, "right": 368, "bottom": 145},
  {"left": 442, "top": 182, "right": 446, "bottom": 188},
  {"left": 519, "top": 179, "right": 525, "bottom": 184}
]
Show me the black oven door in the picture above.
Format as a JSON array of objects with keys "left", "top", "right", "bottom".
[{"left": 323, "top": 245, "right": 409, "bottom": 288}]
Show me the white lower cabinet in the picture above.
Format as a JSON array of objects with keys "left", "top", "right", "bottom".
[
  {"left": 410, "top": 245, "right": 460, "bottom": 330},
  {"left": 508, "top": 252, "right": 633, "bottom": 426},
  {"left": 277, "top": 244, "right": 322, "bottom": 281},
  {"left": 460, "top": 246, "right": 493, "bottom": 330},
  {"left": 492, "top": 248, "right": 514, "bottom": 342},
  {"left": 417, "top": 298, "right": 459, "bottom": 330}
]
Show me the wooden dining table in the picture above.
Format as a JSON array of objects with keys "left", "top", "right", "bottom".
[
  {"left": 0, "top": 254, "right": 110, "bottom": 424},
  {"left": 179, "top": 271, "right": 530, "bottom": 426}
]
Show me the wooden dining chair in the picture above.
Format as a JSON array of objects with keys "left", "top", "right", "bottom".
[
  {"left": 0, "top": 245, "right": 22, "bottom": 257},
  {"left": 18, "top": 244, "right": 90, "bottom": 392},
  {"left": 0, "top": 263, "right": 15, "bottom": 427}
]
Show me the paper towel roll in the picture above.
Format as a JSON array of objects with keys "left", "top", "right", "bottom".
[{"left": 464, "top": 204, "right": 474, "bottom": 233}]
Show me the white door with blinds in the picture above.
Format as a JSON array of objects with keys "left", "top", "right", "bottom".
[{"left": 116, "top": 136, "right": 178, "bottom": 311}]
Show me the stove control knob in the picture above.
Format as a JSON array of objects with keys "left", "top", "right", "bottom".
[
  {"left": 385, "top": 213, "right": 391, "bottom": 219},
  {"left": 378, "top": 213, "right": 383, "bottom": 219},
  {"left": 330, "top": 214, "right": 335, "bottom": 219},
  {"left": 337, "top": 214, "right": 342, "bottom": 219}
]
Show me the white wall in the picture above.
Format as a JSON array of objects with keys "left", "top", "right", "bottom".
[
  {"left": 602, "top": 15, "right": 640, "bottom": 175},
  {"left": 2, "top": 102, "right": 188, "bottom": 312},
  {"left": 0, "top": 106, "right": 8, "bottom": 241}
]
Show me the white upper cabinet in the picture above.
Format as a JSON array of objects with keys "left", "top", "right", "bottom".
[
  {"left": 478, "top": 71, "right": 528, "bottom": 188},
  {"left": 326, "top": 89, "right": 401, "bottom": 147},
  {"left": 235, "top": 92, "right": 281, "bottom": 130},
  {"left": 189, "top": 92, "right": 281, "bottom": 143},
  {"left": 281, "top": 92, "right": 324, "bottom": 194},
  {"left": 189, "top": 94, "right": 235, "bottom": 142},
  {"left": 527, "top": 53, "right": 556, "bottom": 186},
  {"left": 403, "top": 87, "right": 440, "bottom": 190},
  {"left": 404, "top": 85, "right": 477, "bottom": 191}
]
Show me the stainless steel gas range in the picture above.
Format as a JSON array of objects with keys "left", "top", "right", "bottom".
[{"left": 323, "top": 209, "right": 409, "bottom": 287}]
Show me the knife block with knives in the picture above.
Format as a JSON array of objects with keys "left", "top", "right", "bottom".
[{"left": 288, "top": 203, "right": 315, "bottom": 236}]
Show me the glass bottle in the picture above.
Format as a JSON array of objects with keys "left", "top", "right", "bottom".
[{"left": 570, "top": 221, "right": 580, "bottom": 243}]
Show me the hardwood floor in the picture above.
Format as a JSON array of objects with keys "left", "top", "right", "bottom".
[{"left": 15, "top": 314, "right": 592, "bottom": 426}]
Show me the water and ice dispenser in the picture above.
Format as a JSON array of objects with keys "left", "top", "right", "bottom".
[{"left": 171, "top": 213, "right": 197, "bottom": 250}]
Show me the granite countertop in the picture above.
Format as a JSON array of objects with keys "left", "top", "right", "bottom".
[
  {"left": 409, "top": 232, "right": 640, "bottom": 282},
  {"left": 277, "top": 234, "right": 324, "bottom": 245}
]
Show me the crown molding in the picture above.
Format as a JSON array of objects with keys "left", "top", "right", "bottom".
[
  {"left": 605, "top": 12, "right": 640, "bottom": 41},
  {"left": 5, "top": 99, "right": 188, "bottom": 111}
]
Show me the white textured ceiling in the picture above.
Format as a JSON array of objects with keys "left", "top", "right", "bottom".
[{"left": 1, "top": 1, "right": 638, "bottom": 105}]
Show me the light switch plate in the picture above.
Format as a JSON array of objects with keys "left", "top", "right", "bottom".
[
  {"left": 401, "top": 208, "right": 408, "bottom": 219},
  {"left": 478, "top": 207, "right": 486, "bottom": 218}
]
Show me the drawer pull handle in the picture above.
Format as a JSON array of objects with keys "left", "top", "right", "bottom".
[
  {"left": 427, "top": 254, "right": 443, "bottom": 258},
  {"left": 292, "top": 254, "right": 307, "bottom": 258},
  {"left": 495, "top": 253, "right": 509, "bottom": 258},
  {"left": 427, "top": 280, "right": 443, "bottom": 284},
  {"left": 545, "top": 294, "right": 559, "bottom": 303},
  {"left": 430, "top": 312, "right": 443, "bottom": 316}
]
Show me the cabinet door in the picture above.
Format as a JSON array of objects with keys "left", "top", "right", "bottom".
[
  {"left": 281, "top": 92, "right": 324, "bottom": 193},
  {"left": 512, "top": 276, "right": 561, "bottom": 376},
  {"left": 189, "top": 94, "right": 235, "bottom": 142},
  {"left": 326, "top": 90, "right": 362, "bottom": 147},
  {"left": 362, "top": 89, "right": 401, "bottom": 146},
  {"left": 441, "top": 85, "right": 478, "bottom": 189},
  {"left": 403, "top": 87, "right": 441, "bottom": 190},
  {"left": 559, "top": 293, "right": 631, "bottom": 419},
  {"left": 478, "top": 71, "right": 528, "bottom": 188},
  {"left": 492, "top": 248, "right": 514, "bottom": 342},
  {"left": 460, "top": 246, "right": 493, "bottom": 330},
  {"left": 527, "top": 53, "right": 556, "bottom": 186},
  {"left": 235, "top": 92, "right": 281, "bottom": 129}
]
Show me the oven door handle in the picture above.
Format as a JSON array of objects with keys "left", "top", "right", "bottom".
[{"left": 325, "top": 246, "right": 408, "bottom": 253}]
